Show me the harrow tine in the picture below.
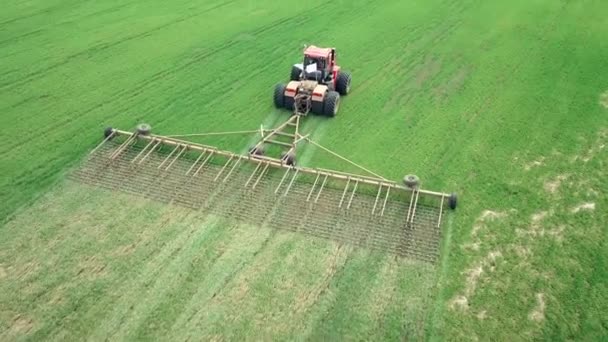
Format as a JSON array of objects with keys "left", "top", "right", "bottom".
[
  {"left": 338, "top": 177, "right": 351, "bottom": 208},
  {"left": 222, "top": 156, "right": 242, "bottom": 183},
  {"left": 346, "top": 180, "right": 359, "bottom": 210},
  {"left": 165, "top": 145, "right": 187, "bottom": 171},
  {"left": 192, "top": 150, "right": 215, "bottom": 177},
  {"left": 409, "top": 188, "right": 421, "bottom": 224},
  {"left": 371, "top": 183, "right": 384, "bottom": 215},
  {"left": 185, "top": 151, "right": 207, "bottom": 175},
  {"left": 274, "top": 168, "right": 291, "bottom": 194},
  {"left": 314, "top": 174, "right": 329, "bottom": 203},
  {"left": 131, "top": 138, "right": 156, "bottom": 163},
  {"left": 110, "top": 134, "right": 136, "bottom": 160},
  {"left": 137, "top": 140, "right": 161, "bottom": 165},
  {"left": 405, "top": 189, "right": 417, "bottom": 224},
  {"left": 245, "top": 162, "right": 262, "bottom": 187},
  {"left": 306, "top": 173, "right": 321, "bottom": 202},
  {"left": 214, "top": 155, "right": 234, "bottom": 181},
  {"left": 437, "top": 194, "right": 446, "bottom": 228},
  {"left": 380, "top": 185, "right": 391, "bottom": 217},
  {"left": 158, "top": 144, "right": 180, "bottom": 169},
  {"left": 283, "top": 169, "right": 300, "bottom": 197},
  {"left": 252, "top": 162, "right": 270, "bottom": 189}
]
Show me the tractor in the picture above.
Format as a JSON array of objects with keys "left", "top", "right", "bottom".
[{"left": 273, "top": 45, "right": 352, "bottom": 117}]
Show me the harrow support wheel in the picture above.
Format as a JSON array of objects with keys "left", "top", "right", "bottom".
[
  {"left": 136, "top": 123, "right": 152, "bottom": 135},
  {"left": 249, "top": 146, "right": 265, "bottom": 156},
  {"left": 323, "top": 91, "right": 340, "bottom": 117},
  {"left": 104, "top": 127, "right": 114, "bottom": 139},
  {"left": 403, "top": 174, "right": 420, "bottom": 189},
  {"left": 448, "top": 193, "right": 458, "bottom": 209},
  {"left": 281, "top": 151, "right": 296, "bottom": 166},
  {"left": 274, "top": 84, "right": 286, "bottom": 108},
  {"left": 336, "top": 71, "right": 352, "bottom": 95}
]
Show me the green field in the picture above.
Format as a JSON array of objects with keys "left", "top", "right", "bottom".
[{"left": 1, "top": 0, "right": 607, "bottom": 340}]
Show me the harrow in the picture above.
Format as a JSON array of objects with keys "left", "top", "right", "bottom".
[
  {"left": 73, "top": 111, "right": 456, "bottom": 263},
  {"left": 72, "top": 46, "right": 457, "bottom": 263}
]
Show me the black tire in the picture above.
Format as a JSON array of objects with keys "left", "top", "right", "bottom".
[
  {"left": 136, "top": 123, "right": 151, "bottom": 135},
  {"left": 403, "top": 174, "right": 420, "bottom": 189},
  {"left": 290, "top": 66, "right": 301, "bottom": 81},
  {"left": 249, "top": 146, "right": 265, "bottom": 156},
  {"left": 448, "top": 193, "right": 458, "bottom": 210},
  {"left": 280, "top": 151, "right": 296, "bottom": 166},
  {"left": 274, "top": 84, "right": 286, "bottom": 108},
  {"left": 104, "top": 127, "right": 114, "bottom": 139},
  {"left": 284, "top": 96, "right": 295, "bottom": 112},
  {"left": 323, "top": 91, "right": 340, "bottom": 117},
  {"left": 336, "top": 71, "right": 352, "bottom": 95},
  {"left": 311, "top": 100, "right": 324, "bottom": 115}
]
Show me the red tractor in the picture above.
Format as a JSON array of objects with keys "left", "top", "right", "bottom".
[{"left": 273, "top": 45, "right": 352, "bottom": 117}]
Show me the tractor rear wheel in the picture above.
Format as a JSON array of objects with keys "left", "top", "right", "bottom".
[
  {"left": 274, "top": 84, "right": 286, "bottom": 108},
  {"left": 290, "top": 66, "right": 301, "bottom": 81},
  {"left": 336, "top": 71, "right": 352, "bottom": 95},
  {"left": 323, "top": 91, "right": 340, "bottom": 117}
]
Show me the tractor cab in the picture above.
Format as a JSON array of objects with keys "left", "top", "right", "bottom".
[{"left": 300, "top": 46, "right": 336, "bottom": 83}]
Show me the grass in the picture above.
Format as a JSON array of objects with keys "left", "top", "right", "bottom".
[{"left": 1, "top": 0, "right": 607, "bottom": 340}]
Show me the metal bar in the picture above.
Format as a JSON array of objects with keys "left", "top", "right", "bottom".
[
  {"left": 185, "top": 151, "right": 207, "bottom": 175},
  {"left": 245, "top": 162, "right": 263, "bottom": 187},
  {"left": 371, "top": 183, "right": 384, "bottom": 215},
  {"left": 165, "top": 145, "right": 187, "bottom": 170},
  {"left": 316, "top": 167, "right": 394, "bottom": 184},
  {"left": 110, "top": 134, "right": 136, "bottom": 160},
  {"left": 283, "top": 169, "right": 300, "bottom": 197},
  {"left": 306, "top": 173, "right": 321, "bottom": 202},
  {"left": 158, "top": 144, "right": 180, "bottom": 169},
  {"left": 214, "top": 155, "right": 234, "bottom": 181},
  {"left": 347, "top": 180, "right": 359, "bottom": 210},
  {"left": 304, "top": 137, "right": 388, "bottom": 180},
  {"left": 131, "top": 138, "right": 156, "bottom": 163},
  {"left": 338, "top": 177, "right": 352, "bottom": 208},
  {"left": 267, "top": 139, "right": 292, "bottom": 147},
  {"left": 380, "top": 185, "right": 392, "bottom": 217},
  {"left": 252, "top": 162, "right": 270, "bottom": 189},
  {"left": 165, "top": 130, "right": 262, "bottom": 138},
  {"left": 273, "top": 131, "right": 296, "bottom": 138},
  {"left": 253, "top": 115, "right": 298, "bottom": 152},
  {"left": 274, "top": 168, "right": 291, "bottom": 194},
  {"left": 137, "top": 140, "right": 162, "bottom": 165},
  {"left": 405, "top": 189, "right": 417, "bottom": 223},
  {"left": 192, "top": 150, "right": 215, "bottom": 177},
  {"left": 314, "top": 174, "right": 329, "bottom": 203},
  {"left": 222, "top": 156, "right": 242, "bottom": 183},
  {"left": 410, "top": 189, "right": 421, "bottom": 224},
  {"left": 89, "top": 130, "right": 116, "bottom": 155},
  {"left": 437, "top": 194, "right": 446, "bottom": 228}
]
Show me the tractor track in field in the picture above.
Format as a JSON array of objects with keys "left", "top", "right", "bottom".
[
  {"left": 0, "top": 0, "right": 239, "bottom": 90},
  {"left": 0, "top": 0, "right": 83, "bottom": 27},
  {"left": 0, "top": 12, "right": 314, "bottom": 154},
  {"left": 71, "top": 142, "right": 445, "bottom": 264}
]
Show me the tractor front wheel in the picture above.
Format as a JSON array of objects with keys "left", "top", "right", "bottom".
[
  {"left": 274, "top": 84, "right": 286, "bottom": 108},
  {"left": 336, "top": 71, "right": 352, "bottom": 95},
  {"left": 290, "top": 66, "right": 301, "bottom": 81},
  {"left": 323, "top": 91, "right": 340, "bottom": 117}
]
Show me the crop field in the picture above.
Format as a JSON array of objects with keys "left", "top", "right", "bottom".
[{"left": 1, "top": 0, "right": 607, "bottom": 340}]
